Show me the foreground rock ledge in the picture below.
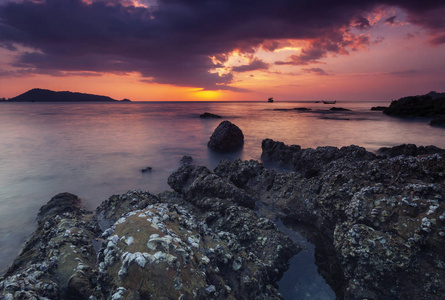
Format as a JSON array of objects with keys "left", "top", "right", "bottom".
[
  {"left": 1, "top": 188, "right": 295, "bottom": 299},
  {"left": 2, "top": 140, "right": 445, "bottom": 299}
]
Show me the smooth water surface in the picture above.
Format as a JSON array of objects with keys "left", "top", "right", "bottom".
[{"left": 1, "top": 100, "right": 444, "bottom": 274}]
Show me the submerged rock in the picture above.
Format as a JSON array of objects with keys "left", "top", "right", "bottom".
[
  {"left": 200, "top": 112, "right": 222, "bottom": 118},
  {"left": 208, "top": 121, "right": 244, "bottom": 152},
  {"left": 329, "top": 107, "right": 351, "bottom": 111}
]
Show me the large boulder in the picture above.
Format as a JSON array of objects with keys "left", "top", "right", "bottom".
[{"left": 208, "top": 121, "right": 244, "bottom": 152}]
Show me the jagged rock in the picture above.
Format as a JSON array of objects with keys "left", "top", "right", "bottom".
[
  {"left": 261, "top": 138, "right": 376, "bottom": 177},
  {"left": 208, "top": 121, "right": 244, "bottom": 152},
  {"left": 231, "top": 140, "right": 445, "bottom": 299},
  {"left": 168, "top": 164, "right": 255, "bottom": 208},
  {"left": 179, "top": 155, "right": 193, "bottom": 166},
  {"left": 0, "top": 193, "right": 100, "bottom": 300},
  {"left": 377, "top": 144, "right": 445, "bottom": 158},
  {"left": 4, "top": 139, "right": 445, "bottom": 300}
]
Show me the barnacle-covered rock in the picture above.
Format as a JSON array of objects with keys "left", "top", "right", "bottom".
[
  {"left": 96, "top": 197, "right": 296, "bottom": 299},
  {"left": 0, "top": 193, "right": 100, "bottom": 299}
]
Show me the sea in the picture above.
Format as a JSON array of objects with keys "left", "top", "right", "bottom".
[{"left": 1, "top": 100, "right": 444, "bottom": 298}]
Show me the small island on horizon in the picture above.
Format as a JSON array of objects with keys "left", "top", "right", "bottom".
[{"left": 2, "top": 88, "right": 131, "bottom": 103}]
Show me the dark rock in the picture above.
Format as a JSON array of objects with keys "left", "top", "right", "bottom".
[
  {"left": 261, "top": 138, "right": 376, "bottom": 176},
  {"left": 383, "top": 92, "right": 445, "bottom": 117},
  {"left": 1, "top": 193, "right": 100, "bottom": 299},
  {"left": 294, "top": 107, "right": 311, "bottom": 111},
  {"left": 377, "top": 144, "right": 445, "bottom": 158},
  {"left": 430, "top": 117, "right": 445, "bottom": 126},
  {"left": 96, "top": 190, "right": 160, "bottom": 225},
  {"left": 168, "top": 164, "right": 255, "bottom": 208},
  {"left": 200, "top": 112, "right": 222, "bottom": 118},
  {"left": 243, "top": 141, "right": 445, "bottom": 299},
  {"left": 329, "top": 107, "right": 351, "bottom": 111},
  {"left": 179, "top": 155, "right": 193, "bottom": 166},
  {"left": 370, "top": 106, "right": 388, "bottom": 111},
  {"left": 208, "top": 121, "right": 244, "bottom": 152},
  {"left": 141, "top": 166, "right": 152, "bottom": 173}
]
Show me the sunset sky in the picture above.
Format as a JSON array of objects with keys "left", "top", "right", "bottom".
[{"left": 0, "top": 0, "right": 444, "bottom": 101}]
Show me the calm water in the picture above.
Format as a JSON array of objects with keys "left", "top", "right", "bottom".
[{"left": 1, "top": 100, "right": 444, "bottom": 291}]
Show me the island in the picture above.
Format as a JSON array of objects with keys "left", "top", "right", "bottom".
[{"left": 6, "top": 88, "right": 131, "bottom": 102}]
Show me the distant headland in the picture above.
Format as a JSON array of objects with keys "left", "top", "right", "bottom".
[{"left": 2, "top": 88, "right": 131, "bottom": 102}]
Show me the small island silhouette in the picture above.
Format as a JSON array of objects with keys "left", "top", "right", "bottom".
[{"left": 5, "top": 88, "right": 131, "bottom": 102}]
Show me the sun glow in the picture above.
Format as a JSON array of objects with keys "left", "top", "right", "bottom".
[{"left": 192, "top": 89, "right": 221, "bottom": 101}]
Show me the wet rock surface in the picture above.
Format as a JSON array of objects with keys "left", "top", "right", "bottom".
[
  {"left": 2, "top": 139, "right": 445, "bottom": 299},
  {"left": 220, "top": 140, "right": 445, "bottom": 299},
  {"left": 208, "top": 121, "right": 244, "bottom": 152},
  {"left": 1, "top": 183, "right": 295, "bottom": 299},
  {"left": 0, "top": 193, "right": 101, "bottom": 299}
]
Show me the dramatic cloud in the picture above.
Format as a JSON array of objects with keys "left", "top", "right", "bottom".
[{"left": 0, "top": 0, "right": 444, "bottom": 90}]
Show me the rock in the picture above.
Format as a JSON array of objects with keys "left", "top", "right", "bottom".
[
  {"left": 208, "top": 121, "right": 244, "bottom": 152},
  {"left": 96, "top": 191, "right": 296, "bottom": 299},
  {"left": 430, "top": 117, "right": 445, "bottom": 126},
  {"left": 383, "top": 92, "right": 445, "bottom": 117},
  {"left": 0, "top": 193, "right": 100, "bottom": 300},
  {"left": 200, "top": 112, "right": 222, "bottom": 118},
  {"left": 4, "top": 139, "right": 445, "bottom": 300},
  {"left": 229, "top": 140, "right": 445, "bottom": 299},
  {"left": 141, "top": 166, "right": 152, "bottom": 173},
  {"left": 167, "top": 164, "right": 255, "bottom": 208},
  {"left": 294, "top": 107, "right": 311, "bottom": 111},
  {"left": 329, "top": 107, "right": 351, "bottom": 111},
  {"left": 370, "top": 106, "right": 387, "bottom": 111},
  {"left": 377, "top": 144, "right": 445, "bottom": 158},
  {"left": 261, "top": 138, "right": 376, "bottom": 177},
  {"left": 179, "top": 155, "right": 193, "bottom": 166}
]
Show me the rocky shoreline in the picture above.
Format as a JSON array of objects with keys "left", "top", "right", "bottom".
[{"left": 1, "top": 140, "right": 445, "bottom": 299}]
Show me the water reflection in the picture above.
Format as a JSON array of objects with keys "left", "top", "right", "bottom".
[{"left": 276, "top": 219, "right": 344, "bottom": 300}]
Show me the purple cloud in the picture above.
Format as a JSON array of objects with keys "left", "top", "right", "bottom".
[
  {"left": 232, "top": 59, "right": 269, "bottom": 72},
  {"left": 302, "top": 68, "right": 329, "bottom": 76},
  {"left": 0, "top": 0, "right": 444, "bottom": 90}
]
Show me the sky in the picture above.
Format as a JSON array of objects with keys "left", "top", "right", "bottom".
[{"left": 0, "top": 0, "right": 444, "bottom": 101}]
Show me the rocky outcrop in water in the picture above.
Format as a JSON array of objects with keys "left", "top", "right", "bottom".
[
  {"left": 208, "top": 121, "right": 244, "bottom": 152},
  {"left": 0, "top": 193, "right": 101, "bottom": 299},
  {"left": 218, "top": 140, "right": 445, "bottom": 299},
  {"left": 261, "top": 138, "right": 376, "bottom": 177},
  {"left": 383, "top": 91, "right": 445, "bottom": 117},
  {"left": 1, "top": 188, "right": 295, "bottom": 299},
  {"left": 2, "top": 139, "right": 445, "bottom": 299},
  {"left": 200, "top": 112, "right": 222, "bottom": 118}
]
